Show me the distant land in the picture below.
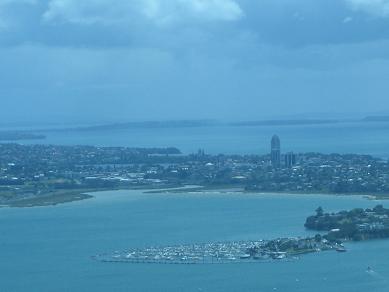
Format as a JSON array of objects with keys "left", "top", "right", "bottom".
[
  {"left": 43, "top": 120, "right": 218, "bottom": 132},
  {"left": 230, "top": 119, "right": 340, "bottom": 127},
  {"left": 362, "top": 116, "right": 389, "bottom": 122},
  {"left": 0, "top": 131, "right": 45, "bottom": 141},
  {"left": 3, "top": 117, "right": 389, "bottom": 139},
  {"left": 38, "top": 119, "right": 343, "bottom": 133},
  {"left": 60, "top": 117, "right": 389, "bottom": 132}
]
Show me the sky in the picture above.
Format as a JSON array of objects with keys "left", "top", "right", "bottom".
[{"left": 1, "top": 0, "right": 389, "bottom": 125}]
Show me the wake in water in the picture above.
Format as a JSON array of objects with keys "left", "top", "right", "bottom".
[{"left": 366, "top": 267, "right": 388, "bottom": 283}]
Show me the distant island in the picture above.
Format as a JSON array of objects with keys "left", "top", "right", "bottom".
[
  {"left": 5, "top": 117, "right": 389, "bottom": 138},
  {"left": 0, "top": 131, "right": 45, "bottom": 141},
  {"left": 362, "top": 116, "right": 389, "bottom": 122},
  {"left": 230, "top": 119, "right": 339, "bottom": 127},
  {"left": 43, "top": 120, "right": 218, "bottom": 132},
  {"left": 35, "top": 118, "right": 343, "bottom": 134}
]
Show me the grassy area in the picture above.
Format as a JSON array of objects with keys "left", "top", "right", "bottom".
[
  {"left": 0, "top": 187, "right": 108, "bottom": 208},
  {"left": 7, "top": 191, "right": 94, "bottom": 207}
]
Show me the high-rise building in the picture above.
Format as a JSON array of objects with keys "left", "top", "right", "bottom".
[
  {"left": 270, "top": 135, "right": 281, "bottom": 167},
  {"left": 285, "top": 152, "right": 296, "bottom": 168}
]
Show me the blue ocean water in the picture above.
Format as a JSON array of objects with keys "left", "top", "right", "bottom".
[
  {"left": 18, "top": 121, "right": 389, "bottom": 158},
  {"left": 0, "top": 191, "right": 388, "bottom": 292}
]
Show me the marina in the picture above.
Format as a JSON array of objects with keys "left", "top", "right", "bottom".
[
  {"left": 93, "top": 237, "right": 337, "bottom": 265},
  {"left": 94, "top": 204, "right": 389, "bottom": 266}
]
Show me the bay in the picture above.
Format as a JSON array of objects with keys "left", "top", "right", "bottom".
[{"left": 0, "top": 191, "right": 388, "bottom": 292}]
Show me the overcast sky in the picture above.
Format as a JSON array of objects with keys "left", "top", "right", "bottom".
[{"left": 1, "top": 0, "right": 389, "bottom": 124}]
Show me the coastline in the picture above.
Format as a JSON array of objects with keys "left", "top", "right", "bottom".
[
  {"left": 144, "top": 186, "right": 389, "bottom": 200},
  {"left": 0, "top": 185, "right": 199, "bottom": 208},
  {"left": 7, "top": 192, "right": 93, "bottom": 208},
  {"left": 2, "top": 184, "right": 388, "bottom": 208}
]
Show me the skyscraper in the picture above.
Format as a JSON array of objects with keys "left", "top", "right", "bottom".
[
  {"left": 271, "top": 135, "right": 281, "bottom": 167},
  {"left": 285, "top": 152, "right": 296, "bottom": 168}
]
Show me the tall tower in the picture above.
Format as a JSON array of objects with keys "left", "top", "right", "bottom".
[
  {"left": 271, "top": 135, "right": 281, "bottom": 167},
  {"left": 284, "top": 152, "right": 296, "bottom": 168}
]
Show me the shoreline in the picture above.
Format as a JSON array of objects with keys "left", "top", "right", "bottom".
[
  {"left": 2, "top": 184, "right": 388, "bottom": 208},
  {"left": 144, "top": 186, "right": 389, "bottom": 200}
]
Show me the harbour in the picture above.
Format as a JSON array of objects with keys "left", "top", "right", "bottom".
[{"left": 1, "top": 190, "right": 388, "bottom": 291}]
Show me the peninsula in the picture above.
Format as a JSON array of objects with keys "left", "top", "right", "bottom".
[
  {"left": 305, "top": 205, "right": 389, "bottom": 241},
  {"left": 1, "top": 142, "right": 389, "bottom": 207}
]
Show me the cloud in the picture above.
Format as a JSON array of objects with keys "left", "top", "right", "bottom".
[
  {"left": 3, "top": 1, "right": 389, "bottom": 123},
  {"left": 43, "top": 0, "right": 244, "bottom": 26},
  {"left": 0, "top": 0, "right": 36, "bottom": 30},
  {"left": 343, "top": 16, "right": 353, "bottom": 23},
  {"left": 345, "top": 0, "right": 389, "bottom": 17},
  {"left": 42, "top": 0, "right": 135, "bottom": 25},
  {"left": 0, "top": 0, "right": 36, "bottom": 5},
  {"left": 144, "top": 0, "right": 244, "bottom": 24}
]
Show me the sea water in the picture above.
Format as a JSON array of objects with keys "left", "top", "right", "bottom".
[
  {"left": 0, "top": 191, "right": 388, "bottom": 292},
  {"left": 14, "top": 121, "right": 389, "bottom": 158}
]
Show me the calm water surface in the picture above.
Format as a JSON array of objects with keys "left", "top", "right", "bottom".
[
  {"left": 13, "top": 121, "right": 389, "bottom": 157},
  {"left": 0, "top": 191, "right": 388, "bottom": 292}
]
